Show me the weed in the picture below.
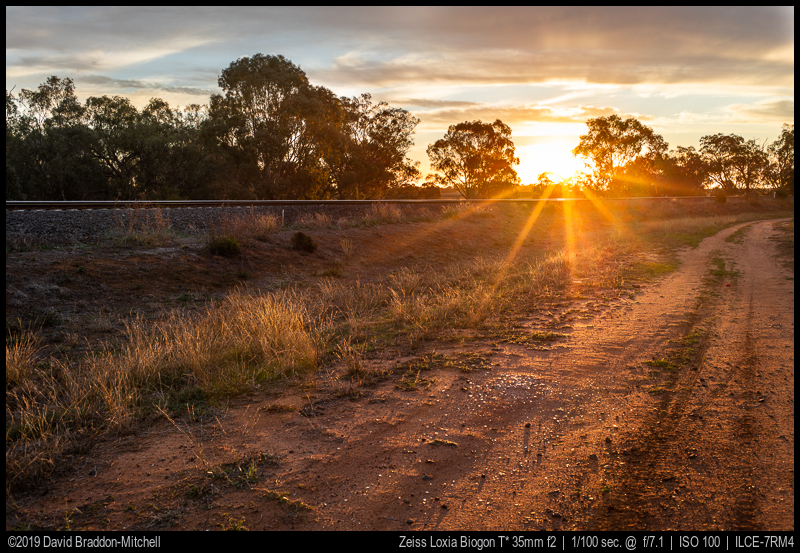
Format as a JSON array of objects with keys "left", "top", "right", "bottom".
[
  {"left": 725, "top": 225, "right": 751, "bottom": 244},
  {"left": 645, "top": 358, "right": 678, "bottom": 372},
  {"left": 709, "top": 257, "right": 739, "bottom": 280},
  {"left": 340, "top": 238, "right": 354, "bottom": 259},
  {"left": 219, "top": 515, "right": 248, "bottom": 531}
]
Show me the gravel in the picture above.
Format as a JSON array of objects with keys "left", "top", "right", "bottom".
[{"left": 6, "top": 204, "right": 429, "bottom": 245}]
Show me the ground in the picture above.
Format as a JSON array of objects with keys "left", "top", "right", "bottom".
[{"left": 5, "top": 201, "right": 794, "bottom": 531}]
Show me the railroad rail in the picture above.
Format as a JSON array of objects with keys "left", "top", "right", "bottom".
[{"left": 5, "top": 197, "right": 717, "bottom": 210}]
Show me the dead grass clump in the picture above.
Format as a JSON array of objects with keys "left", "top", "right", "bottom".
[
  {"left": 119, "top": 290, "right": 319, "bottom": 398},
  {"left": 113, "top": 206, "right": 173, "bottom": 246},
  {"left": 208, "top": 210, "right": 281, "bottom": 251},
  {"left": 525, "top": 251, "right": 572, "bottom": 296},
  {"left": 364, "top": 202, "right": 404, "bottom": 224},
  {"left": 297, "top": 211, "right": 335, "bottom": 229},
  {"left": 6, "top": 329, "right": 41, "bottom": 389}
]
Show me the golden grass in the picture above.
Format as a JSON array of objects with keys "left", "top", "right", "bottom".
[
  {"left": 6, "top": 197, "right": 793, "bottom": 494},
  {"left": 213, "top": 210, "right": 282, "bottom": 243}
]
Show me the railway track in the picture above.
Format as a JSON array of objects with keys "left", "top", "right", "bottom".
[{"left": 6, "top": 197, "right": 714, "bottom": 210}]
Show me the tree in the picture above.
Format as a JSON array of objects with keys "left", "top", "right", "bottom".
[
  {"left": 211, "top": 53, "right": 344, "bottom": 198},
  {"left": 654, "top": 146, "right": 708, "bottom": 196},
  {"left": 572, "top": 115, "right": 668, "bottom": 196},
  {"left": 764, "top": 124, "right": 794, "bottom": 194},
  {"left": 333, "top": 93, "right": 420, "bottom": 199},
  {"left": 426, "top": 119, "right": 520, "bottom": 199},
  {"left": 700, "top": 133, "right": 768, "bottom": 192}
]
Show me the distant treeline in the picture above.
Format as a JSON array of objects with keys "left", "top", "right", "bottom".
[
  {"left": 6, "top": 54, "right": 432, "bottom": 201},
  {"left": 5, "top": 54, "right": 794, "bottom": 201}
]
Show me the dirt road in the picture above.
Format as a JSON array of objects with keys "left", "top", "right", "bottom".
[
  {"left": 8, "top": 218, "right": 793, "bottom": 531},
  {"left": 266, "top": 217, "right": 794, "bottom": 531}
]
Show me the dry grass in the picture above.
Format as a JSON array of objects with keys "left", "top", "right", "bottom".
[
  {"left": 113, "top": 206, "right": 173, "bottom": 246},
  {"left": 212, "top": 210, "right": 281, "bottom": 244},
  {"left": 363, "top": 202, "right": 404, "bottom": 224},
  {"left": 6, "top": 197, "right": 793, "bottom": 494}
]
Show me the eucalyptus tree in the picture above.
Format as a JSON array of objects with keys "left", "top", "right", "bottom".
[
  {"left": 572, "top": 115, "right": 668, "bottom": 196},
  {"left": 700, "top": 133, "right": 768, "bottom": 192},
  {"left": 334, "top": 93, "right": 420, "bottom": 199},
  {"left": 764, "top": 124, "right": 794, "bottom": 194},
  {"left": 210, "top": 53, "right": 344, "bottom": 198},
  {"left": 426, "top": 119, "right": 520, "bottom": 199}
]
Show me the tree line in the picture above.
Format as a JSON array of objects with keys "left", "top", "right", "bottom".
[
  {"left": 567, "top": 115, "right": 793, "bottom": 198},
  {"left": 6, "top": 54, "right": 427, "bottom": 201},
  {"left": 6, "top": 54, "right": 794, "bottom": 201}
]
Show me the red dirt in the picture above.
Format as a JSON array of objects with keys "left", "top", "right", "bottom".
[{"left": 5, "top": 206, "right": 793, "bottom": 531}]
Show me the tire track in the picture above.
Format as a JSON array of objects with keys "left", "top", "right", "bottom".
[{"left": 588, "top": 219, "right": 793, "bottom": 530}]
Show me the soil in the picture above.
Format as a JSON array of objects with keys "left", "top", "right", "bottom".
[{"left": 5, "top": 206, "right": 794, "bottom": 532}]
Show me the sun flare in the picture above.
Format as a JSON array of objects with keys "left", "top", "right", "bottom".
[{"left": 515, "top": 140, "right": 586, "bottom": 185}]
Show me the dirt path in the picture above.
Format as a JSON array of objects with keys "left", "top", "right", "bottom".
[
  {"left": 284, "top": 217, "right": 794, "bottom": 531},
  {"left": 8, "top": 218, "right": 793, "bottom": 531}
]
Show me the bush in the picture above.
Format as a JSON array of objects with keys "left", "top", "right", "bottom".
[
  {"left": 206, "top": 235, "right": 241, "bottom": 256},
  {"left": 290, "top": 231, "right": 317, "bottom": 253},
  {"left": 714, "top": 190, "right": 727, "bottom": 204}
]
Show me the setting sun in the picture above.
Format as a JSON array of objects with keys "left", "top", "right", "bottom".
[{"left": 515, "top": 140, "right": 587, "bottom": 185}]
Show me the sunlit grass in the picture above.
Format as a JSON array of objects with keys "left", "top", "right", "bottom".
[{"left": 6, "top": 196, "right": 793, "bottom": 493}]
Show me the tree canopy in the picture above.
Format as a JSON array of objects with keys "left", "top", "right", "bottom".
[
  {"left": 572, "top": 114, "right": 668, "bottom": 196},
  {"left": 6, "top": 55, "right": 422, "bottom": 201},
  {"left": 426, "top": 119, "right": 520, "bottom": 199}
]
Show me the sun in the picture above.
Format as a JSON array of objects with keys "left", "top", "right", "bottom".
[{"left": 515, "top": 140, "right": 586, "bottom": 185}]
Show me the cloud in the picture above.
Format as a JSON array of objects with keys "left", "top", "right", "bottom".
[
  {"left": 726, "top": 100, "right": 794, "bottom": 122},
  {"left": 388, "top": 98, "right": 480, "bottom": 109},
  {"left": 7, "top": 7, "right": 792, "bottom": 90},
  {"left": 78, "top": 75, "right": 211, "bottom": 96},
  {"left": 413, "top": 103, "right": 638, "bottom": 130},
  {"left": 318, "top": 46, "right": 792, "bottom": 90}
]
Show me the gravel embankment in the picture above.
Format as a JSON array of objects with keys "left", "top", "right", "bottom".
[{"left": 5, "top": 204, "right": 437, "bottom": 245}]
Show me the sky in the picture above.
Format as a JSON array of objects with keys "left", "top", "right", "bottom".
[{"left": 6, "top": 6, "right": 794, "bottom": 185}]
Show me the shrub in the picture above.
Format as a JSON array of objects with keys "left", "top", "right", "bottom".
[
  {"left": 291, "top": 231, "right": 317, "bottom": 253},
  {"left": 714, "top": 190, "right": 727, "bottom": 204},
  {"left": 206, "top": 235, "right": 241, "bottom": 256}
]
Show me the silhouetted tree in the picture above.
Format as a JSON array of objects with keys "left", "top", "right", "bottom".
[
  {"left": 655, "top": 146, "right": 708, "bottom": 196},
  {"left": 700, "top": 133, "right": 768, "bottom": 192},
  {"left": 573, "top": 115, "right": 668, "bottom": 196},
  {"left": 333, "top": 93, "right": 420, "bottom": 198},
  {"left": 426, "top": 119, "right": 520, "bottom": 199},
  {"left": 764, "top": 124, "right": 794, "bottom": 194}
]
